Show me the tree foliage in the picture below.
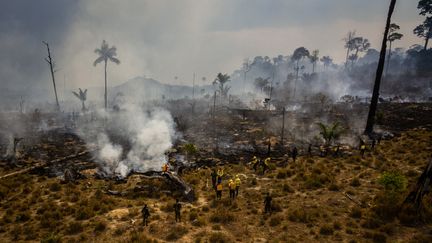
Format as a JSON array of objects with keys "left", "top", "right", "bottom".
[
  {"left": 213, "top": 73, "right": 231, "bottom": 98},
  {"left": 317, "top": 122, "right": 343, "bottom": 145}
]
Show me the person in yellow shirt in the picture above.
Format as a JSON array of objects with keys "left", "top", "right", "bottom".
[
  {"left": 263, "top": 157, "right": 271, "bottom": 174},
  {"left": 216, "top": 183, "right": 223, "bottom": 200},
  {"left": 235, "top": 175, "right": 241, "bottom": 197},
  {"left": 251, "top": 156, "right": 259, "bottom": 172},
  {"left": 228, "top": 179, "right": 236, "bottom": 199},
  {"left": 162, "top": 163, "right": 169, "bottom": 173}
]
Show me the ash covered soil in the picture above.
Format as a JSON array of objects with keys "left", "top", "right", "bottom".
[{"left": 0, "top": 103, "right": 432, "bottom": 242}]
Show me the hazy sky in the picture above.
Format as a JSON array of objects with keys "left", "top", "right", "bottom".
[{"left": 0, "top": 0, "right": 425, "bottom": 91}]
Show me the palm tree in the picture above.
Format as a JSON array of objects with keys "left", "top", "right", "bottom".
[
  {"left": 72, "top": 88, "right": 88, "bottom": 112},
  {"left": 344, "top": 31, "right": 356, "bottom": 68},
  {"left": 348, "top": 37, "right": 370, "bottom": 68},
  {"left": 317, "top": 122, "right": 343, "bottom": 145},
  {"left": 414, "top": 0, "right": 432, "bottom": 50},
  {"left": 385, "top": 23, "right": 403, "bottom": 76},
  {"left": 213, "top": 73, "right": 231, "bottom": 98},
  {"left": 309, "top": 50, "right": 319, "bottom": 73},
  {"left": 291, "top": 47, "right": 310, "bottom": 99},
  {"left": 93, "top": 40, "right": 120, "bottom": 110},
  {"left": 365, "top": 0, "right": 397, "bottom": 135},
  {"left": 320, "top": 56, "right": 333, "bottom": 70}
]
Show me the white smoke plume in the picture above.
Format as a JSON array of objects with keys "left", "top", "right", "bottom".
[{"left": 78, "top": 103, "right": 176, "bottom": 177}]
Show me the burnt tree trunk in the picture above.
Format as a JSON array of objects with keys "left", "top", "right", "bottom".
[
  {"left": 43, "top": 41, "right": 60, "bottom": 111},
  {"left": 364, "top": 0, "right": 397, "bottom": 135}
]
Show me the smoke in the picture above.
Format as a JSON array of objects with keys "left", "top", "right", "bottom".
[{"left": 78, "top": 103, "right": 176, "bottom": 177}]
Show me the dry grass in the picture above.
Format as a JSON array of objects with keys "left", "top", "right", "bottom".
[{"left": 0, "top": 129, "right": 431, "bottom": 242}]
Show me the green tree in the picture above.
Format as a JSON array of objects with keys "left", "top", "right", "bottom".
[
  {"left": 72, "top": 88, "right": 88, "bottom": 112},
  {"left": 414, "top": 0, "right": 432, "bottom": 50},
  {"left": 309, "top": 50, "right": 319, "bottom": 73},
  {"left": 348, "top": 37, "right": 370, "bottom": 68},
  {"left": 291, "top": 47, "right": 310, "bottom": 99},
  {"left": 317, "top": 122, "right": 343, "bottom": 145},
  {"left": 386, "top": 23, "right": 403, "bottom": 76},
  {"left": 213, "top": 73, "right": 231, "bottom": 98},
  {"left": 93, "top": 40, "right": 120, "bottom": 110},
  {"left": 343, "top": 31, "right": 356, "bottom": 68}
]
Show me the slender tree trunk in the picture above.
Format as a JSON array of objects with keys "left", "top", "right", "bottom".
[
  {"left": 43, "top": 42, "right": 60, "bottom": 111},
  {"left": 385, "top": 41, "right": 392, "bottom": 77},
  {"left": 312, "top": 62, "right": 315, "bottom": 73},
  {"left": 281, "top": 107, "right": 285, "bottom": 146},
  {"left": 104, "top": 59, "right": 107, "bottom": 110},
  {"left": 345, "top": 48, "right": 350, "bottom": 68},
  {"left": 81, "top": 100, "right": 86, "bottom": 112},
  {"left": 365, "top": 0, "right": 397, "bottom": 135},
  {"left": 425, "top": 26, "right": 431, "bottom": 50}
]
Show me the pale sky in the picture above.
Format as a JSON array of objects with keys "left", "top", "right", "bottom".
[{"left": 0, "top": 0, "right": 425, "bottom": 91}]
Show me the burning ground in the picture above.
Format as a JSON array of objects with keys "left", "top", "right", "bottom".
[{"left": 0, "top": 102, "right": 431, "bottom": 242}]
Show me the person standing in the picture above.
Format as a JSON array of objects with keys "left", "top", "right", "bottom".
[
  {"left": 235, "top": 175, "right": 241, "bottom": 197},
  {"left": 229, "top": 179, "right": 236, "bottom": 199},
  {"left": 292, "top": 146, "right": 298, "bottom": 162},
  {"left": 264, "top": 193, "right": 272, "bottom": 214},
  {"left": 141, "top": 204, "right": 150, "bottom": 226},
  {"left": 211, "top": 169, "right": 217, "bottom": 190},
  {"left": 216, "top": 182, "right": 223, "bottom": 200},
  {"left": 174, "top": 199, "right": 182, "bottom": 222}
]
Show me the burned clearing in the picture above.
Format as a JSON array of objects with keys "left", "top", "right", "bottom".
[
  {"left": 1, "top": 0, "right": 432, "bottom": 242},
  {"left": 0, "top": 101, "right": 431, "bottom": 242}
]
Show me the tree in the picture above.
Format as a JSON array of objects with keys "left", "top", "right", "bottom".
[
  {"left": 414, "top": 0, "right": 432, "bottom": 50},
  {"left": 72, "top": 88, "right": 88, "bottom": 112},
  {"left": 348, "top": 37, "right": 370, "bottom": 68},
  {"left": 317, "top": 122, "right": 343, "bottom": 145},
  {"left": 414, "top": 17, "right": 432, "bottom": 50},
  {"left": 344, "top": 31, "right": 356, "bottom": 68},
  {"left": 291, "top": 47, "right": 310, "bottom": 99},
  {"left": 365, "top": 0, "right": 397, "bottom": 135},
  {"left": 43, "top": 41, "right": 60, "bottom": 111},
  {"left": 93, "top": 40, "right": 120, "bottom": 110},
  {"left": 320, "top": 56, "right": 333, "bottom": 71},
  {"left": 254, "top": 77, "right": 270, "bottom": 93},
  {"left": 386, "top": 23, "right": 403, "bottom": 76},
  {"left": 309, "top": 50, "right": 319, "bottom": 73},
  {"left": 213, "top": 73, "right": 231, "bottom": 98},
  {"left": 242, "top": 59, "right": 253, "bottom": 93}
]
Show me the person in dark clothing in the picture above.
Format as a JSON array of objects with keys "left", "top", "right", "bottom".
[
  {"left": 141, "top": 204, "right": 150, "bottom": 226},
  {"left": 174, "top": 199, "right": 182, "bottom": 222},
  {"left": 371, "top": 139, "right": 376, "bottom": 150},
  {"left": 307, "top": 144, "right": 312, "bottom": 156},
  {"left": 377, "top": 135, "right": 382, "bottom": 145},
  {"left": 264, "top": 193, "right": 272, "bottom": 214},
  {"left": 211, "top": 169, "right": 217, "bottom": 190},
  {"left": 292, "top": 147, "right": 298, "bottom": 162}
]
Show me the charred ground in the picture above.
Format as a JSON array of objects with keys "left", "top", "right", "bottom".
[{"left": 0, "top": 102, "right": 431, "bottom": 242}]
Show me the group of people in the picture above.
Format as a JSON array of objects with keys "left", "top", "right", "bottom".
[
  {"left": 210, "top": 168, "right": 242, "bottom": 200},
  {"left": 251, "top": 156, "right": 271, "bottom": 174}
]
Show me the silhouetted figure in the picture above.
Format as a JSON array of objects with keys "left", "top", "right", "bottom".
[
  {"left": 371, "top": 139, "right": 376, "bottom": 150},
  {"left": 216, "top": 183, "right": 223, "bottom": 200},
  {"left": 292, "top": 147, "right": 298, "bottom": 162},
  {"left": 174, "top": 199, "right": 182, "bottom": 222},
  {"left": 211, "top": 169, "right": 217, "bottom": 190},
  {"left": 141, "top": 204, "right": 150, "bottom": 226},
  {"left": 264, "top": 193, "right": 272, "bottom": 214},
  {"left": 308, "top": 144, "right": 312, "bottom": 156}
]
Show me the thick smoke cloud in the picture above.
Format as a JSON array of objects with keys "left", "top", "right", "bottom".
[
  {"left": 0, "top": 0, "right": 423, "bottom": 106},
  {"left": 78, "top": 103, "right": 176, "bottom": 177}
]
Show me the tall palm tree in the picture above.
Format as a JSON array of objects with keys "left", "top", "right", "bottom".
[
  {"left": 72, "top": 88, "right": 87, "bottom": 112},
  {"left": 213, "top": 73, "right": 231, "bottom": 98},
  {"left": 320, "top": 56, "right": 333, "bottom": 70},
  {"left": 309, "top": 50, "right": 319, "bottom": 73},
  {"left": 291, "top": 47, "right": 310, "bottom": 99},
  {"left": 93, "top": 40, "right": 120, "bottom": 110},
  {"left": 385, "top": 23, "right": 403, "bottom": 76},
  {"left": 365, "top": 0, "right": 397, "bottom": 135}
]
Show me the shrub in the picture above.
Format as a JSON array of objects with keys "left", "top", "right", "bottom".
[
  {"left": 41, "top": 233, "right": 61, "bottom": 243},
  {"left": 66, "top": 222, "right": 83, "bottom": 235},
  {"left": 208, "top": 232, "right": 231, "bottom": 243},
  {"left": 283, "top": 184, "right": 294, "bottom": 193},
  {"left": 209, "top": 209, "right": 235, "bottom": 224},
  {"left": 49, "top": 182, "right": 62, "bottom": 192},
  {"left": 94, "top": 221, "right": 106, "bottom": 232},
  {"left": 288, "top": 208, "right": 317, "bottom": 223},
  {"left": 350, "top": 207, "right": 362, "bottom": 219},
  {"left": 378, "top": 171, "right": 406, "bottom": 191},
  {"left": 166, "top": 225, "right": 188, "bottom": 241},
  {"left": 276, "top": 170, "right": 287, "bottom": 179},
  {"left": 319, "top": 224, "right": 334, "bottom": 235},
  {"left": 269, "top": 214, "right": 283, "bottom": 227},
  {"left": 328, "top": 183, "right": 340, "bottom": 191},
  {"left": 350, "top": 178, "right": 361, "bottom": 187}
]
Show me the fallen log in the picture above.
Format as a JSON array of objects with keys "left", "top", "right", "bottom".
[
  {"left": 0, "top": 150, "right": 92, "bottom": 180},
  {"left": 133, "top": 171, "right": 195, "bottom": 202}
]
